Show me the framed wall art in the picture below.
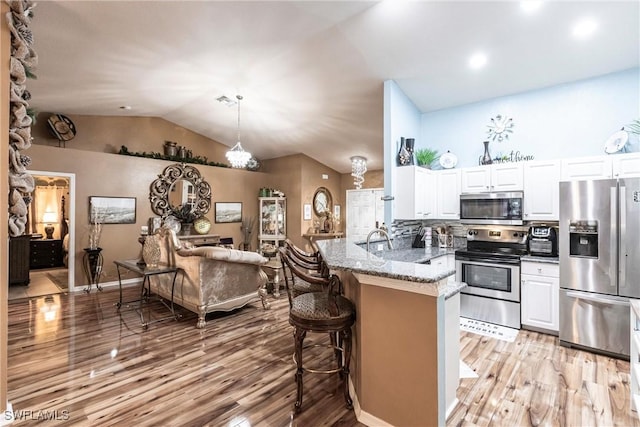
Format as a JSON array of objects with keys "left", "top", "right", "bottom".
[
  {"left": 215, "top": 202, "right": 242, "bottom": 223},
  {"left": 303, "top": 204, "right": 312, "bottom": 220},
  {"left": 89, "top": 196, "right": 136, "bottom": 224}
]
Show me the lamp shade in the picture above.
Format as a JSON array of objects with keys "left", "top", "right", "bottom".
[{"left": 42, "top": 211, "right": 57, "bottom": 224}]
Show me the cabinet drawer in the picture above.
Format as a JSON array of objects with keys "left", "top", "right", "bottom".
[{"left": 521, "top": 261, "right": 559, "bottom": 277}]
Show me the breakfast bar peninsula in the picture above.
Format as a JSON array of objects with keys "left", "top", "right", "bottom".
[{"left": 316, "top": 238, "right": 465, "bottom": 427}]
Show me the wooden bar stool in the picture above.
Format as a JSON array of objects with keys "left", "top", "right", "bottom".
[{"left": 279, "top": 247, "right": 356, "bottom": 413}]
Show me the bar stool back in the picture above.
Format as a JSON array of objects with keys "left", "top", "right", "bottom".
[{"left": 279, "top": 247, "right": 356, "bottom": 413}]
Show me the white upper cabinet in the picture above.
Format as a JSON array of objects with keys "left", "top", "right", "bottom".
[
  {"left": 460, "top": 166, "right": 490, "bottom": 193},
  {"left": 436, "top": 169, "right": 461, "bottom": 219},
  {"left": 461, "top": 163, "right": 523, "bottom": 193},
  {"left": 394, "top": 166, "right": 435, "bottom": 220},
  {"left": 612, "top": 153, "right": 640, "bottom": 178},
  {"left": 523, "top": 159, "right": 561, "bottom": 221},
  {"left": 560, "top": 155, "right": 613, "bottom": 181}
]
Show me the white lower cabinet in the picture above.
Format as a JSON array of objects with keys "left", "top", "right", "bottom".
[
  {"left": 521, "top": 261, "right": 559, "bottom": 333},
  {"left": 630, "top": 300, "right": 640, "bottom": 415}
]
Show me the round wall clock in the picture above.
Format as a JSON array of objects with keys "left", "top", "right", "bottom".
[{"left": 486, "top": 114, "right": 514, "bottom": 142}]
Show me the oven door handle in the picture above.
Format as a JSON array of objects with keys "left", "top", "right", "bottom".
[{"left": 456, "top": 256, "right": 520, "bottom": 266}]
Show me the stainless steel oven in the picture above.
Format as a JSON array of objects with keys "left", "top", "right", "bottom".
[
  {"left": 456, "top": 226, "right": 527, "bottom": 329},
  {"left": 460, "top": 191, "right": 524, "bottom": 225}
]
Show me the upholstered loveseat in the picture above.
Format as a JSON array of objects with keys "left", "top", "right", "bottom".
[{"left": 150, "top": 228, "right": 269, "bottom": 328}]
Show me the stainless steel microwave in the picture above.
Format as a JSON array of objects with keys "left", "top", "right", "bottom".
[{"left": 460, "top": 191, "right": 524, "bottom": 225}]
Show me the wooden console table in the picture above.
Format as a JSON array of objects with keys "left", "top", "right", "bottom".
[
  {"left": 178, "top": 233, "right": 220, "bottom": 247},
  {"left": 302, "top": 232, "right": 344, "bottom": 250}
]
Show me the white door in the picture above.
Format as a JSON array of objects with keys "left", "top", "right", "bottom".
[
  {"left": 347, "top": 189, "right": 383, "bottom": 241},
  {"left": 523, "top": 160, "right": 561, "bottom": 221}
]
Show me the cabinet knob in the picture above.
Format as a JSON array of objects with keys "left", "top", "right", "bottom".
[{"left": 538, "top": 268, "right": 542, "bottom": 273}]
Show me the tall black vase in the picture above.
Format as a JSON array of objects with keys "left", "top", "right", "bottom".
[
  {"left": 405, "top": 138, "right": 415, "bottom": 165},
  {"left": 481, "top": 141, "right": 493, "bottom": 165},
  {"left": 397, "top": 137, "right": 410, "bottom": 166}
]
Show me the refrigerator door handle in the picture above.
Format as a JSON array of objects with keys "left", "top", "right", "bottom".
[
  {"left": 619, "top": 185, "right": 626, "bottom": 290},
  {"left": 610, "top": 186, "right": 617, "bottom": 287},
  {"left": 565, "top": 291, "right": 630, "bottom": 306}
]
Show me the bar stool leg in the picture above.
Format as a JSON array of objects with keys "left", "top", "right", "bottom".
[
  {"left": 342, "top": 328, "right": 353, "bottom": 409},
  {"left": 294, "top": 327, "right": 306, "bottom": 413}
]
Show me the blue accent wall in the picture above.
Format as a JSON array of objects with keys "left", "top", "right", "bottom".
[
  {"left": 384, "top": 80, "right": 421, "bottom": 223},
  {"left": 419, "top": 68, "right": 640, "bottom": 168}
]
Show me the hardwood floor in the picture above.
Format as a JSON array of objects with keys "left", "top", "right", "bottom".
[{"left": 6, "top": 287, "right": 638, "bottom": 426}]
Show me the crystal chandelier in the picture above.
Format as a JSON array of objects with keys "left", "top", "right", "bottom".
[
  {"left": 225, "top": 95, "right": 251, "bottom": 168},
  {"left": 350, "top": 156, "right": 367, "bottom": 189}
]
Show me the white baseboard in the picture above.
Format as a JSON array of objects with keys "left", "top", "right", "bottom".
[
  {"left": 446, "top": 397, "right": 460, "bottom": 419},
  {"left": 349, "top": 377, "right": 393, "bottom": 427},
  {"left": 71, "top": 277, "right": 142, "bottom": 293}
]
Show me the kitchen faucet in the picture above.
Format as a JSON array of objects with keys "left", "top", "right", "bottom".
[{"left": 366, "top": 228, "right": 393, "bottom": 252}]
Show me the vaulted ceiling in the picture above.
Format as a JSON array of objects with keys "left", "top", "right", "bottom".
[{"left": 28, "top": 1, "right": 639, "bottom": 173}]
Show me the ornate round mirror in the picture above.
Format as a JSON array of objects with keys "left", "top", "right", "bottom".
[
  {"left": 149, "top": 163, "right": 211, "bottom": 219},
  {"left": 312, "top": 187, "right": 332, "bottom": 217}
]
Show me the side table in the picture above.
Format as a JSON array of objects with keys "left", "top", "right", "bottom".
[
  {"left": 83, "top": 247, "right": 103, "bottom": 293},
  {"left": 262, "top": 256, "right": 283, "bottom": 298},
  {"left": 114, "top": 259, "right": 179, "bottom": 328}
]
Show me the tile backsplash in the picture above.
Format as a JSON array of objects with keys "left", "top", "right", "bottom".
[{"left": 391, "top": 219, "right": 467, "bottom": 248}]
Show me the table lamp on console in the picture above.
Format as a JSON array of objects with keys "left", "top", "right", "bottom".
[{"left": 42, "top": 211, "right": 58, "bottom": 239}]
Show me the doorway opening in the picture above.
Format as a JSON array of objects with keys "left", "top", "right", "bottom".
[{"left": 26, "top": 170, "right": 76, "bottom": 294}]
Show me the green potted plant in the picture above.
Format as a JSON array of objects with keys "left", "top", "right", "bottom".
[
  {"left": 172, "top": 204, "right": 198, "bottom": 235},
  {"left": 415, "top": 148, "right": 440, "bottom": 169}
]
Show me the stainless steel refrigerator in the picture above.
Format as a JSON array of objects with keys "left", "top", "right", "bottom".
[{"left": 559, "top": 178, "right": 640, "bottom": 358}]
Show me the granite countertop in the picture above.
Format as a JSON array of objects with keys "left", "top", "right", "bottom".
[
  {"left": 521, "top": 255, "right": 560, "bottom": 264},
  {"left": 316, "top": 237, "right": 457, "bottom": 286}
]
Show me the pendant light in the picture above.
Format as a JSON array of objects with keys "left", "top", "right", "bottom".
[
  {"left": 350, "top": 156, "right": 367, "bottom": 189},
  {"left": 225, "top": 95, "right": 251, "bottom": 168}
]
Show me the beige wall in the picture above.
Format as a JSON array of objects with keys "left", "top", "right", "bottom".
[
  {"left": 32, "top": 113, "right": 232, "bottom": 165},
  {"left": 1, "top": 0, "right": 10, "bottom": 412},
  {"left": 262, "top": 154, "right": 344, "bottom": 252},
  {"left": 28, "top": 144, "right": 270, "bottom": 286}
]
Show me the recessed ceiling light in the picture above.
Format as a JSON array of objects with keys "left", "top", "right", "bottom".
[
  {"left": 520, "top": 1, "right": 542, "bottom": 13},
  {"left": 469, "top": 52, "right": 488, "bottom": 70},
  {"left": 119, "top": 105, "right": 132, "bottom": 110},
  {"left": 572, "top": 18, "right": 598, "bottom": 39}
]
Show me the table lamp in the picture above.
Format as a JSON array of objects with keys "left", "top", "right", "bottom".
[{"left": 42, "top": 211, "right": 57, "bottom": 239}]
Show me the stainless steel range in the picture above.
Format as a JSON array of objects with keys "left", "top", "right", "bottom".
[{"left": 455, "top": 226, "right": 528, "bottom": 329}]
